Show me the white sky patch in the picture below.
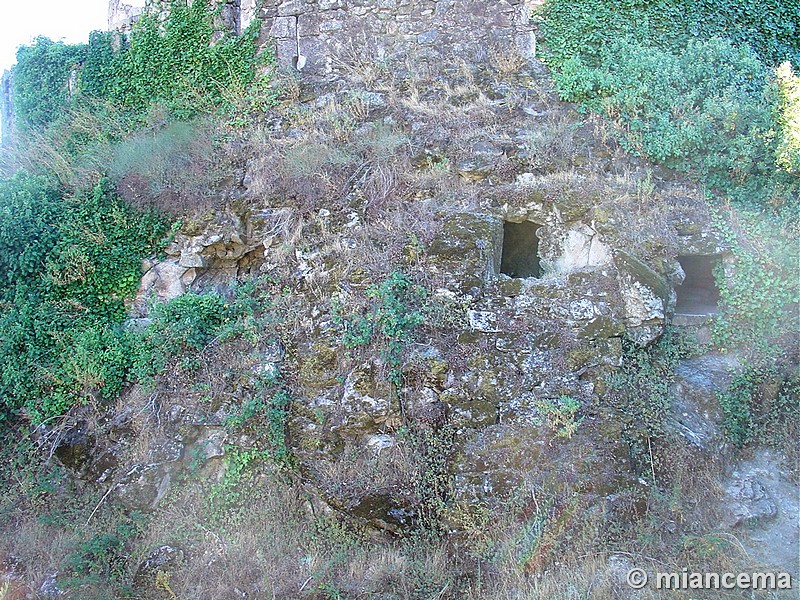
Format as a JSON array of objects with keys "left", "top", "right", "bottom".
[{"left": 0, "top": 0, "right": 108, "bottom": 73}]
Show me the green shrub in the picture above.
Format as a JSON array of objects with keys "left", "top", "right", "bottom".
[
  {"left": 333, "top": 272, "right": 426, "bottom": 388},
  {"left": 718, "top": 363, "right": 799, "bottom": 451},
  {"left": 63, "top": 514, "right": 143, "bottom": 591},
  {"left": 711, "top": 208, "right": 799, "bottom": 354},
  {"left": 539, "top": 0, "right": 799, "bottom": 69},
  {"left": 133, "top": 292, "right": 230, "bottom": 379},
  {"left": 540, "top": 0, "right": 800, "bottom": 210},
  {"left": 776, "top": 61, "right": 800, "bottom": 174},
  {"left": 534, "top": 395, "right": 584, "bottom": 439},
  {"left": 206, "top": 447, "right": 270, "bottom": 521},
  {"left": 555, "top": 37, "right": 794, "bottom": 206},
  {"left": 44, "top": 178, "right": 168, "bottom": 320},
  {"left": 606, "top": 329, "right": 696, "bottom": 478},
  {"left": 0, "top": 173, "right": 62, "bottom": 286},
  {"left": 224, "top": 385, "right": 293, "bottom": 466},
  {"left": 0, "top": 174, "right": 167, "bottom": 421}
]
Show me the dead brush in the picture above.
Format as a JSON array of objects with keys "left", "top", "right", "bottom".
[
  {"left": 524, "top": 115, "right": 580, "bottom": 173},
  {"left": 315, "top": 441, "right": 418, "bottom": 503},
  {"left": 331, "top": 37, "right": 392, "bottom": 90},
  {"left": 110, "top": 118, "right": 231, "bottom": 216},
  {"left": 272, "top": 70, "right": 302, "bottom": 106},
  {"left": 489, "top": 45, "right": 528, "bottom": 77},
  {"left": 4, "top": 98, "right": 129, "bottom": 188},
  {"left": 111, "top": 388, "right": 169, "bottom": 467},
  {"left": 345, "top": 92, "right": 372, "bottom": 122},
  {"left": 400, "top": 83, "right": 497, "bottom": 129},
  {"left": 342, "top": 197, "right": 445, "bottom": 279}
]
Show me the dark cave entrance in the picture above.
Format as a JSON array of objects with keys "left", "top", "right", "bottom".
[
  {"left": 500, "top": 220, "right": 542, "bottom": 278},
  {"left": 675, "top": 255, "right": 721, "bottom": 315}
]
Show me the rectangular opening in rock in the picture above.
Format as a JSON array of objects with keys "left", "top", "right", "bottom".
[
  {"left": 501, "top": 220, "right": 542, "bottom": 278},
  {"left": 675, "top": 255, "right": 721, "bottom": 315}
]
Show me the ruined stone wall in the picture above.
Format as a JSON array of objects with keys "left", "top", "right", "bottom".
[
  {"left": 260, "top": 0, "right": 541, "bottom": 76},
  {"left": 109, "top": 0, "right": 256, "bottom": 36},
  {"left": 108, "top": 0, "right": 148, "bottom": 33},
  {"left": 108, "top": 0, "right": 541, "bottom": 76}
]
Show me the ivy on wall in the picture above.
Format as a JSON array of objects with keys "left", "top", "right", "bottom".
[
  {"left": 12, "top": 38, "right": 87, "bottom": 131},
  {"left": 539, "top": 0, "right": 799, "bottom": 69},
  {"left": 12, "top": 0, "right": 271, "bottom": 130},
  {"left": 0, "top": 174, "right": 168, "bottom": 422}
]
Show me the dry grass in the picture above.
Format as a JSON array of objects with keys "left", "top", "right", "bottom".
[
  {"left": 524, "top": 115, "right": 580, "bottom": 173},
  {"left": 331, "top": 37, "right": 393, "bottom": 91},
  {"left": 488, "top": 46, "right": 528, "bottom": 78}
]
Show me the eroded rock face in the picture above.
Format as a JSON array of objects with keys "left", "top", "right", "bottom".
[
  {"left": 726, "top": 476, "right": 777, "bottom": 527},
  {"left": 614, "top": 251, "right": 673, "bottom": 344},
  {"left": 86, "top": 8, "right": 757, "bottom": 547},
  {"left": 134, "top": 257, "right": 196, "bottom": 312},
  {"left": 133, "top": 207, "right": 293, "bottom": 314},
  {"left": 428, "top": 213, "right": 503, "bottom": 291},
  {"left": 135, "top": 545, "right": 185, "bottom": 584},
  {"left": 113, "top": 462, "right": 176, "bottom": 511},
  {"left": 553, "top": 223, "right": 612, "bottom": 273}
]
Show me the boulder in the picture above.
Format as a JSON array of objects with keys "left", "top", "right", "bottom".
[{"left": 668, "top": 353, "right": 738, "bottom": 450}]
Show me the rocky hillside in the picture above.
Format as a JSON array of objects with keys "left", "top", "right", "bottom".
[{"left": 0, "top": 1, "right": 798, "bottom": 598}]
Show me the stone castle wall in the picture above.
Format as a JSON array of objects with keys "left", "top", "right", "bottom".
[
  {"left": 109, "top": 0, "right": 541, "bottom": 77},
  {"left": 3, "top": 1, "right": 541, "bottom": 143},
  {"left": 259, "top": 0, "right": 540, "bottom": 77}
]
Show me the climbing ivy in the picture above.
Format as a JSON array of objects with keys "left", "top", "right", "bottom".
[
  {"left": 44, "top": 179, "right": 168, "bottom": 320},
  {"left": 0, "top": 174, "right": 167, "bottom": 422},
  {"left": 718, "top": 363, "right": 799, "bottom": 450},
  {"left": 13, "top": 0, "right": 272, "bottom": 130},
  {"left": 710, "top": 207, "right": 799, "bottom": 355},
  {"left": 93, "top": 0, "right": 269, "bottom": 118},
  {"left": 539, "top": 0, "right": 799, "bottom": 69},
  {"left": 12, "top": 37, "right": 87, "bottom": 130},
  {"left": 1, "top": 1, "right": 274, "bottom": 424}
]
